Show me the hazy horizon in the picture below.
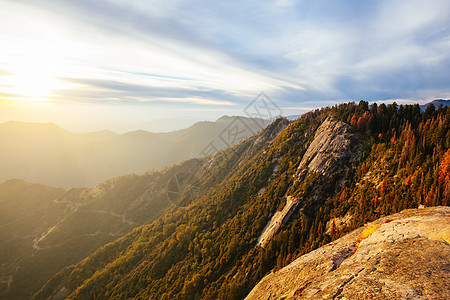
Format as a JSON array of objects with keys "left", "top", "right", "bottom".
[
  {"left": 0, "top": 98, "right": 442, "bottom": 133},
  {"left": 1, "top": 0, "right": 450, "bottom": 133}
]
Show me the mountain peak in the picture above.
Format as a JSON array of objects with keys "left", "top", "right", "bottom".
[{"left": 420, "top": 99, "right": 450, "bottom": 111}]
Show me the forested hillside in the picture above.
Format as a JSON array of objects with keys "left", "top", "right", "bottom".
[
  {"left": 0, "top": 160, "right": 204, "bottom": 299},
  {"left": 33, "top": 101, "right": 449, "bottom": 299}
]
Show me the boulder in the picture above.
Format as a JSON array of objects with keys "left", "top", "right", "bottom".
[{"left": 246, "top": 206, "right": 450, "bottom": 299}]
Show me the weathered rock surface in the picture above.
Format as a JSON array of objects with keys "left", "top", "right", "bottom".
[
  {"left": 257, "top": 196, "right": 299, "bottom": 247},
  {"left": 246, "top": 206, "right": 450, "bottom": 300},
  {"left": 297, "top": 117, "right": 355, "bottom": 177},
  {"left": 258, "top": 118, "right": 356, "bottom": 248}
]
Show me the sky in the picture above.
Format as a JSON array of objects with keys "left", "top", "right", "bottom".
[{"left": 0, "top": 0, "right": 449, "bottom": 132}]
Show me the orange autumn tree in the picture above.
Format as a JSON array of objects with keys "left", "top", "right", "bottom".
[
  {"left": 350, "top": 114, "right": 357, "bottom": 126},
  {"left": 374, "top": 195, "right": 379, "bottom": 209},
  {"left": 380, "top": 179, "right": 387, "bottom": 194},
  {"left": 438, "top": 149, "right": 450, "bottom": 205},
  {"left": 356, "top": 111, "right": 371, "bottom": 131}
]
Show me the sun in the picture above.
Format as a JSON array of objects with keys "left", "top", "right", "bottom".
[
  {"left": 5, "top": 64, "right": 63, "bottom": 103},
  {"left": 1, "top": 44, "right": 68, "bottom": 103},
  {"left": 8, "top": 74, "right": 53, "bottom": 102}
]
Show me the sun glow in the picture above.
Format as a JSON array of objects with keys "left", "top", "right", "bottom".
[
  {"left": 2, "top": 52, "right": 68, "bottom": 102},
  {"left": 5, "top": 75, "right": 57, "bottom": 102},
  {"left": 0, "top": 26, "right": 71, "bottom": 103}
]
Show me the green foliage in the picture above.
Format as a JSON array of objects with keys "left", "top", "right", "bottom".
[{"left": 33, "top": 102, "right": 449, "bottom": 300}]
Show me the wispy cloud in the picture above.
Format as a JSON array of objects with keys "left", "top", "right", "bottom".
[{"left": 0, "top": 0, "right": 449, "bottom": 129}]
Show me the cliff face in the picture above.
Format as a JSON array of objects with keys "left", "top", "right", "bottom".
[
  {"left": 257, "top": 196, "right": 299, "bottom": 247},
  {"left": 246, "top": 206, "right": 450, "bottom": 300},
  {"left": 297, "top": 117, "right": 356, "bottom": 177},
  {"left": 257, "top": 117, "right": 356, "bottom": 248}
]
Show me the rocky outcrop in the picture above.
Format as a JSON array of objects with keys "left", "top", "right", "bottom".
[
  {"left": 257, "top": 196, "right": 299, "bottom": 247},
  {"left": 257, "top": 118, "right": 356, "bottom": 248},
  {"left": 246, "top": 206, "right": 450, "bottom": 300},
  {"left": 297, "top": 117, "right": 355, "bottom": 177},
  {"left": 253, "top": 118, "right": 289, "bottom": 146}
]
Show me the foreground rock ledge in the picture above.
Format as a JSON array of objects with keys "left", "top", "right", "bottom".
[{"left": 246, "top": 206, "right": 450, "bottom": 300}]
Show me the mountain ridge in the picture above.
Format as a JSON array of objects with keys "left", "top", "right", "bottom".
[
  {"left": 29, "top": 101, "right": 449, "bottom": 300},
  {"left": 420, "top": 99, "right": 450, "bottom": 111},
  {"left": 0, "top": 116, "right": 270, "bottom": 188}
]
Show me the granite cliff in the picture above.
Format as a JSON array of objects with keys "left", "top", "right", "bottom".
[
  {"left": 258, "top": 117, "right": 358, "bottom": 247},
  {"left": 247, "top": 206, "right": 450, "bottom": 299},
  {"left": 296, "top": 116, "right": 357, "bottom": 178}
]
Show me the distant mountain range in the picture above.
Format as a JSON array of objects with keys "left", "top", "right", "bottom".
[
  {"left": 0, "top": 116, "right": 270, "bottom": 188},
  {"left": 419, "top": 99, "right": 450, "bottom": 110},
  {"left": 2, "top": 100, "right": 446, "bottom": 189}
]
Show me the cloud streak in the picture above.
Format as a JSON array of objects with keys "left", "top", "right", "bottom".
[{"left": 0, "top": 0, "right": 449, "bottom": 127}]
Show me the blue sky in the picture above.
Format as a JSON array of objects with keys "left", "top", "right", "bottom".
[{"left": 0, "top": 0, "right": 449, "bottom": 132}]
